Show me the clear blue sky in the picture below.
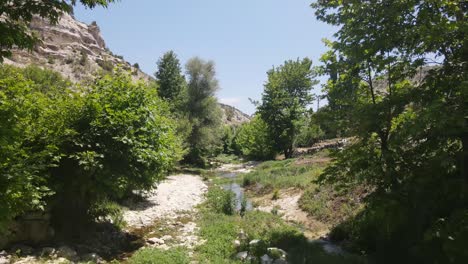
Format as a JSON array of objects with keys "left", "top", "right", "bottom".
[{"left": 74, "top": 0, "right": 335, "bottom": 115}]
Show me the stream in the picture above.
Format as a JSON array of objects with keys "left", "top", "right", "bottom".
[
  {"left": 219, "top": 171, "right": 253, "bottom": 211},
  {"left": 216, "top": 164, "right": 347, "bottom": 257}
]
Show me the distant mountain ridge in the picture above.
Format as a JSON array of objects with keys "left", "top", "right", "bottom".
[{"left": 4, "top": 13, "right": 250, "bottom": 125}]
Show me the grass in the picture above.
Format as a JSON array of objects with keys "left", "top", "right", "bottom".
[
  {"left": 194, "top": 185, "right": 367, "bottom": 264},
  {"left": 127, "top": 247, "right": 190, "bottom": 264},
  {"left": 241, "top": 152, "right": 329, "bottom": 192},
  {"left": 299, "top": 184, "right": 367, "bottom": 227}
]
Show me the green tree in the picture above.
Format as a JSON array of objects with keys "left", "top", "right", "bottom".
[
  {"left": 258, "top": 58, "right": 317, "bottom": 158},
  {"left": 155, "top": 51, "right": 186, "bottom": 101},
  {"left": 235, "top": 116, "right": 276, "bottom": 160},
  {"left": 184, "top": 57, "right": 222, "bottom": 166},
  {"left": 51, "top": 70, "right": 181, "bottom": 232},
  {"left": 312, "top": 0, "right": 468, "bottom": 262},
  {"left": 0, "top": 0, "right": 115, "bottom": 61}
]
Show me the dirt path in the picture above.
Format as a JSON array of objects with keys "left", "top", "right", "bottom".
[{"left": 123, "top": 174, "right": 207, "bottom": 228}]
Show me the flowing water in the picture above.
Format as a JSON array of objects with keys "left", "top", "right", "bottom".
[{"left": 218, "top": 170, "right": 253, "bottom": 211}]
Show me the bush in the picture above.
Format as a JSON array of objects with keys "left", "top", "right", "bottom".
[
  {"left": 0, "top": 65, "right": 182, "bottom": 235},
  {"left": 129, "top": 247, "right": 190, "bottom": 264},
  {"left": 51, "top": 70, "right": 181, "bottom": 231},
  {"left": 235, "top": 116, "right": 276, "bottom": 160},
  {"left": 205, "top": 186, "right": 235, "bottom": 215},
  {"left": 0, "top": 65, "right": 64, "bottom": 231}
]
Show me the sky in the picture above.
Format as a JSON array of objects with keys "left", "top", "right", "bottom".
[{"left": 74, "top": 0, "right": 335, "bottom": 115}]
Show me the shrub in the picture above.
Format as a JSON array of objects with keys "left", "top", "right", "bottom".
[
  {"left": 235, "top": 116, "right": 276, "bottom": 160},
  {"left": 205, "top": 186, "right": 235, "bottom": 215},
  {"left": 50, "top": 70, "right": 181, "bottom": 231},
  {"left": 0, "top": 65, "right": 63, "bottom": 231},
  {"left": 0, "top": 65, "right": 182, "bottom": 235}
]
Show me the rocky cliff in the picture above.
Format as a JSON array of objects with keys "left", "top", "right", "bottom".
[
  {"left": 4, "top": 13, "right": 149, "bottom": 83},
  {"left": 4, "top": 13, "right": 250, "bottom": 125},
  {"left": 219, "top": 103, "right": 251, "bottom": 125}
]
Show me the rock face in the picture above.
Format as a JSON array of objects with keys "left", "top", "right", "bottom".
[
  {"left": 4, "top": 13, "right": 150, "bottom": 83},
  {"left": 220, "top": 103, "right": 251, "bottom": 126},
  {"left": 4, "top": 13, "right": 250, "bottom": 125}
]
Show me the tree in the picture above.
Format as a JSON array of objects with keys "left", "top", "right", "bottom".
[
  {"left": 155, "top": 51, "right": 186, "bottom": 101},
  {"left": 312, "top": 0, "right": 468, "bottom": 262},
  {"left": 258, "top": 58, "right": 316, "bottom": 159},
  {"left": 235, "top": 116, "right": 276, "bottom": 160},
  {"left": 184, "top": 57, "right": 222, "bottom": 166},
  {"left": 0, "top": 0, "right": 115, "bottom": 61}
]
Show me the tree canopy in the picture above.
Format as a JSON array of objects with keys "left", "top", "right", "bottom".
[{"left": 258, "top": 58, "right": 317, "bottom": 158}]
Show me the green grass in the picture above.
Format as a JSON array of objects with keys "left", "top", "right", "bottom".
[
  {"left": 127, "top": 247, "right": 190, "bottom": 264},
  {"left": 241, "top": 156, "right": 326, "bottom": 191},
  {"left": 194, "top": 185, "right": 367, "bottom": 264}
]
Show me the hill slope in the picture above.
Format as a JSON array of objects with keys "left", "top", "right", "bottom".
[{"left": 4, "top": 14, "right": 250, "bottom": 125}]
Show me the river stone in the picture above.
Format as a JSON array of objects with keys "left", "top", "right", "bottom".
[
  {"left": 147, "top": 237, "right": 164, "bottom": 245},
  {"left": 0, "top": 253, "right": 10, "bottom": 264},
  {"left": 261, "top": 254, "right": 273, "bottom": 264},
  {"left": 161, "top": 235, "right": 173, "bottom": 241},
  {"left": 233, "top": 239, "right": 241, "bottom": 248},
  {"left": 235, "top": 251, "right": 248, "bottom": 261}
]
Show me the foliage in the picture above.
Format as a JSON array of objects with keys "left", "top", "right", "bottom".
[
  {"left": 155, "top": 51, "right": 186, "bottom": 102},
  {"left": 51, "top": 70, "right": 181, "bottom": 231},
  {"left": 184, "top": 57, "right": 223, "bottom": 166},
  {"left": 0, "top": 0, "right": 115, "bottom": 61},
  {"left": 235, "top": 115, "right": 276, "bottom": 160},
  {"left": 241, "top": 155, "right": 326, "bottom": 191},
  {"left": 296, "top": 111, "right": 325, "bottom": 147},
  {"left": 258, "top": 58, "right": 317, "bottom": 158},
  {"left": 196, "top": 185, "right": 365, "bottom": 263},
  {"left": 128, "top": 247, "right": 190, "bottom": 264},
  {"left": 221, "top": 125, "right": 242, "bottom": 155},
  {"left": 0, "top": 65, "right": 181, "bottom": 235},
  {"left": 204, "top": 186, "right": 236, "bottom": 215},
  {"left": 312, "top": 0, "right": 468, "bottom": 262},
  {"left": 0, "top": 65, "right": 65, "bottom": 231}
]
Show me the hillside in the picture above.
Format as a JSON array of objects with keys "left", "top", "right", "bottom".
[{"left": 4, "top": 13, "right": 250, "bottom": 125}]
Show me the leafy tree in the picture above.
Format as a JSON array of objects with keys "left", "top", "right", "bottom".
[
  {"left": 296, "top": 111, "right": 324, "bottom": 147},
  {"left": 0, "top": 0, "right": 115, "bottom": 61},
  {"left": 312, "top": 0, "right": 468, "bottom": 262},
  {"left": 235, "top": 116, "right": 276, "bottom": 160},
  {"left": 184, "top": 57, "right": 222, "bottom": 166},
  {"left": 155, "top": 51, "right": 186, "bottom": 101},
  {"left": 258, "top": 58, "right": 317, "bottom": 158},
  {"left": 221, "top": 125, "right": 241, "bottom": 155},
  {"left": 51, "top": 70, "right": 181, "bottom": 232},
  {"left": 0, "top": 66, "right": 182, "bottom": 237},
  {"left": 0, "top": 65, "right": 66, "bottom": 232}
]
